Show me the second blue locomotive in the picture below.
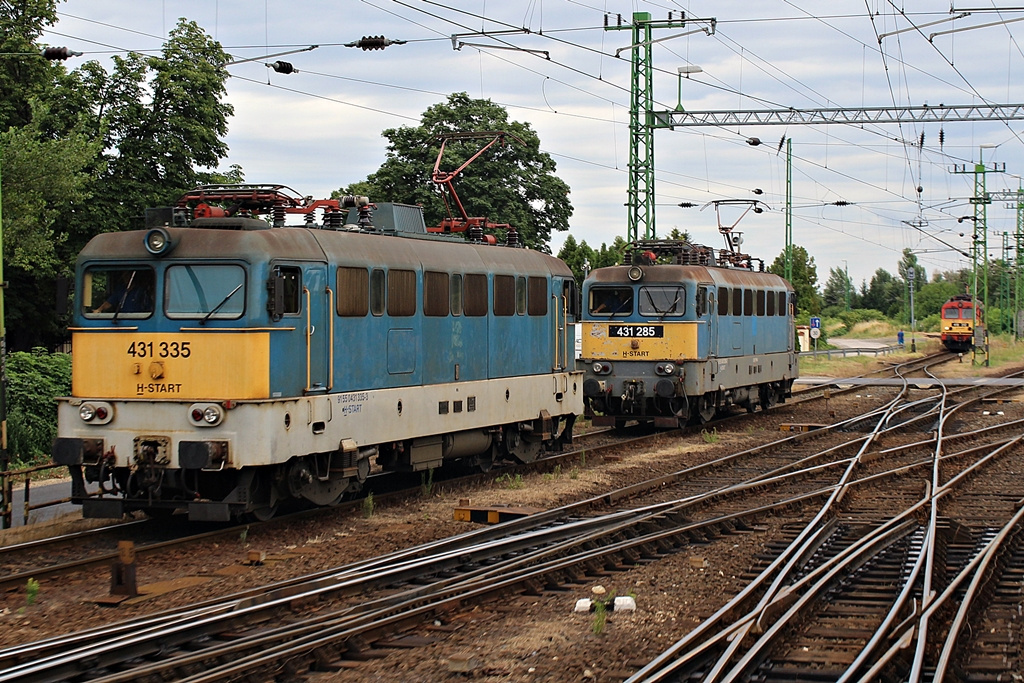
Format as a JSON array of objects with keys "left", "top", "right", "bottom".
[{"left": 581, "top": 239, "right": 797, "bottom": 428}]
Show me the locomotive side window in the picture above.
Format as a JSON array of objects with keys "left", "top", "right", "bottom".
[
  {"left": 756, "top": 290, "right": 766, "bottom": 316},
  {"left": 718, "top": 287, "right": 730, "bottom": 315},
  {"left": 516, "top": 276, "right": 527, "bottom": 315},
  {"left": 590, "top": 287, "right": 633, "bottom": 316},
  {"left": 744, "top": 289, "right": 753, "bottom": 316},
  {"left": 778, "top": 291, "right": 787, "bottom": 316},
  {"left": 337, "top": 267, "right": 369, "bottom": 317},
  {"left": 562, "top": 279, "right": 577, "bottom": 318},
  {"left": 638, "top": 286, "right": 685, "bottom": 317},
  {"left": 696, "top": 286, "right": 708, "bottom": 316},
  {"left": 166, "top": 265, "right": 245, "bottom": 319},
  {"left": 387, "top": 269, "right": 416, "bottom": 317},
  {"left": 732, "top": 289, "right": 742, "bottom": 316},
  {"left": 424, "top": 271, "right": 450, "bottom": 317},
  {"left": 451, "top": 274, "right": 464, "bottom": 316},
  {"left": 83, "top": 266, "right": 155, "bottom": 318},
  {"left": 528, "top": 276, "right": 548, "bottom": 316},
  {"left": 494, "top": 275, "right": 516, "bottom": 316},
  {"left": 464, "top": 274, "right": 488, "bottom": 316},
  {"left": 766, "top": 290, "right": 776, "bottom": 316},
  {"left": 370, "top": 269, "right": 385, "bottom": 316}
]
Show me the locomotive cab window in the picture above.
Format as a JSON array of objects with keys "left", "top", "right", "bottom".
[
  {"left": 167, "top": 264, "right": 246, "bottom": 319},
  {"left": 638, "top": 286, "right": 685, "bottom": 317},
  {"left": 590, "top": 287, "right": 633, "bottom": 316},
  {"left": 83, "top": 266, "right": 155, "bottom": 318},
  {"left": 943, "top": 308, "right": 961, "bottom": 319}
]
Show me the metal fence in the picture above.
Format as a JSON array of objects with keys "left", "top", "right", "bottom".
[
  {"left": 798, "top": 344, "right": 903, "bottom": 360},
  {"left": 0, "top": 461, "right": 69, "bottom": 529}
]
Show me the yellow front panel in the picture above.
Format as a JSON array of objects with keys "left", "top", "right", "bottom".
[
  {"left": 72, "top": 332, "right": 270, "bottom": 399},
  {"left": 580, "top": 322, "right": 699, "bottom": 360}
]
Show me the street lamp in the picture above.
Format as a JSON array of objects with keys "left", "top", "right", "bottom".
[
  {"left": 842, "top": 260, "right": 850, "bottom": 312},
  {"left": 675, "top": 65, "right": 702, "bottom": 111}
]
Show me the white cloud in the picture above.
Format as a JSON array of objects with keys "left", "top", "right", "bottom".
[{"left": 45, "top": 1, "right": 1024, "bottom": 286}]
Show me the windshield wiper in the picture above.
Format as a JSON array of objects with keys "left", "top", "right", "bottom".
[
  {"left": 111, "top": 271, "right": 137, "bottom": 325},
  {"left": 200, "top": 283, "right": 243, "bottom": 325}
]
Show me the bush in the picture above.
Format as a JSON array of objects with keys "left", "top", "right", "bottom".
[{"left": 6, "top": 348, "right": 71, "bottom": 467}]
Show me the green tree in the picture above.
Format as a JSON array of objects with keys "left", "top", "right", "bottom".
[
  {"left": 344, "top": 93, "right": 572, "bottom": 252},
  {"left": 768, "top": 245, "right": 821, "bottom": 315},
  {"left": 3, "top": 16, "right": 236, "bottom": 350},
  {"left": 822, "top": 266, "right": 856, "bottom": 310},
  {"left": 0, "top": 0, "right": 59, "bottom": 131},
  {"left": 6, "top": 348, "right": 71, "bottom": 466}
]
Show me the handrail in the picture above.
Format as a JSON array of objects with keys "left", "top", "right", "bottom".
[
  {"left": 326, "top": 286, "right": 335, "bottom": 391},
  {"left": 0, "top": 462, "right": 71, "bottom": 529},
  {"left": 303, "top": 286, "right": 311, "bottom": 392}
]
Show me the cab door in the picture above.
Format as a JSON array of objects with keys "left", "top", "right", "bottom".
[
  {"left": 701, "top": 284, "right": 716, "bottom": 359},
  {"left": 303, "top": 263, "right": 331, "bottom": 392}
]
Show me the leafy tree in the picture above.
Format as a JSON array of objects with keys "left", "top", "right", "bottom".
[
  {"left": 861, "top": 268, "right": 901, "bottom": 316},
  {"left": 557, "top": 235, "right": 626, "bottom": 290},
  {"left": 0, "top": 0, "right": 59, "bottom": 131},
  {"left": 2, "top": 16, "right": 236, "bottom": 350},
  {"left": 6, "top": 348, "right": 71, "bottom": 466},
  {"left": 343, "top": 93, "right": 572, "bottom": 252},
  {"left": 768, "top": 245, "right": 821, "bottom": 315},
  {"left": 822, "top": 266, "right": 857, "bottom": 310}
]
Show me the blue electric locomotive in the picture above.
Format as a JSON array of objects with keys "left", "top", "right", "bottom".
[
  {"left": 581, "top": 239, "right": 796, "bottom": 428},
  {"left": 52, "top": 185, "right": 581, "bottom": 521}
]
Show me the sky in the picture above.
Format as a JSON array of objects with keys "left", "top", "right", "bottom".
[{"left": 39, "top": 1, "right": 1024, "bottom": 290}]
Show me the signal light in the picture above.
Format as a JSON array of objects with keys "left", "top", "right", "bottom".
[{"left": 41, "top": 47, "right": 82, "bottom": 60}]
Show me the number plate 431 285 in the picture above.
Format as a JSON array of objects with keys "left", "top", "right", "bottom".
[{"left": 609, "top": 325, "right": 663, "bottom": 338}]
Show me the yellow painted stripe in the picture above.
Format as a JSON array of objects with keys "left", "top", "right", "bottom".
[
  {"left": 580, "top": 322, "right": 699, "bottom": 360},
  {"left": 72, "top": 331, "right": 270, "bottom": 399}
]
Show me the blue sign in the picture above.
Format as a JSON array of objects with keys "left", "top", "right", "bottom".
[{"left": 810, "top": 316, "right": 821, "bottom": 329}]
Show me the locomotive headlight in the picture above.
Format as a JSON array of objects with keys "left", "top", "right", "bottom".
[
  {"left": 627, "top": 266, "right": 643, "bottom": 281},
  {"left": 188, "top": 402, "right": 224, "bottom": 427},
  {"left": 591, "top": 361, "right": 612, "bottom": 375},
  {"left": 144, "top": 227, "right": 175, "bottom": 256},
  {"left": 78, "top": 401, "right": 113, "bottom": 425},
  {"left": 656, "top": 362, "right": 676, "bottom": 376}
]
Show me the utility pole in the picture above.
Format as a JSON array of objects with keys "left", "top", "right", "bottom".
[
  {"left": 785, "top": 138, "right": 793, "bottom": 283},
  {"left": 953, "top": 147, "right": 1003, "bottom": 365},
  {"left": 843, "top": 259, "right": 850, "bottom": 311},
  {"left": 606, "top": 11, "right": 713, "bottom": 242}
]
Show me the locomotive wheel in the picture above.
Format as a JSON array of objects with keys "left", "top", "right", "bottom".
[
  {"left": 505, "top": 425, "right": 542, "bottom": 463},
  {"left": 760, "top": 384, "right": 779, "bottom": 411},
  {"left": 249, "top": 502, "right": 279, "bottom": 522},
  {"left": 697, "top": 394, "right": 716, "bottom": 423}
]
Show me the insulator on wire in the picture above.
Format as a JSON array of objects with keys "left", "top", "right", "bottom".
[
  {"left": 939, "top": 128, "right": 945, "bottom": 148},
  {"left": 41, "top": 46, "right": 81, "bottom": 60},
  {"left": 919, "top": 131, "right": 925, "bottom": 147},
  {"left": 270, "top": 61, "right": 296, "bottom": 74},
  {"left": 356, "top": 36, "right": 388, "bottom": 50}
]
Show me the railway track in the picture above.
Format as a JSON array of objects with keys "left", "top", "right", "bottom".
[
  {"left": 1, "top": 357, "right": 1015, "bottom": 682},
  {"left": 0, "top": 353, "right": 910, "bottom": 593}
]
